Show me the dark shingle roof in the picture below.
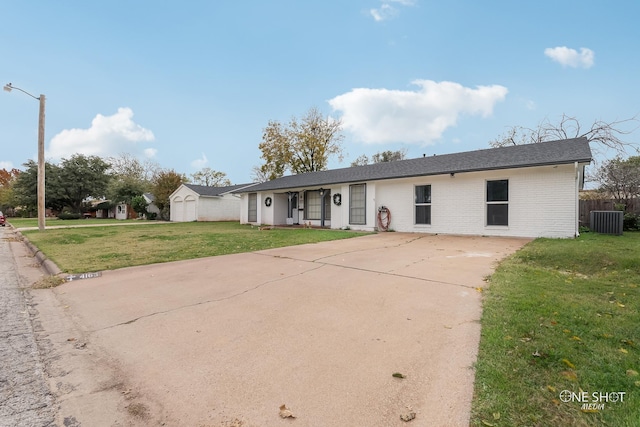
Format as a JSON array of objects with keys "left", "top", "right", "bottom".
[
  {"left": 184, "top": 183, "right": 255, "bottom": 196},
  {"left": 235, "top": 137, "right": 592, "bottom": 193}
]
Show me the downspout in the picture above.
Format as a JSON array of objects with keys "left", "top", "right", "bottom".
[{"left": 574, "top": 162, "right": 579, "bottom": 237}]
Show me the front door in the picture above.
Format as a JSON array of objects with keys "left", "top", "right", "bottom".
[{"left": 287, "top": 192, "right": 299, "bottom": 225}]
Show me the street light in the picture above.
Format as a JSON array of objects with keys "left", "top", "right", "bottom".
[{"left": 4, "top": 83, "right": 46, "bottom": 231}]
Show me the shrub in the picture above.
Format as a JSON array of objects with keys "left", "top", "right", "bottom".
[
  {"left": 58, "top": 212, "right": 82, "bottom": 220},
  {"left": 146, "top": 212, "right": 158, "bottom": 220},
  {"left": 623, "top": 213, "right": 638, "bottom": 231}
]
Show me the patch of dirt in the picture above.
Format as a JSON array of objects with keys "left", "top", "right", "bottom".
[{"left": 32, "top": 275, "right": 66, "bottom": 289}]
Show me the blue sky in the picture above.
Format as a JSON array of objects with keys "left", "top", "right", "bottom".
[{"left": 2, "top": 1, "right": 639, "bottom": 184}]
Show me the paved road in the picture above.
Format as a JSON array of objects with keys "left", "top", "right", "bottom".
[{"left": 0, "top": 227, "right": 55, "bottom": 426}]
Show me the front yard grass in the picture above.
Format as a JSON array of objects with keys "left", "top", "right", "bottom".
[
  {"left": 9, "top": 217, "right": 141, "bottom": 229},
  {"left": 472, "top": 232, "right": 640, "bottom": 427},
  {"left": 20, "top": 221, "right": 368, "bottom": 273}
]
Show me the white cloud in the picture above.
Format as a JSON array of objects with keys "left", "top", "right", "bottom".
[
  {"left": 47, "top": 108, "right": 155, "bottom": 160},
  {"left": 0, "top": 161, "right": 14, "bottom": 170},
  {"left": 544, "top": 46, "right": 594, "bottom": 68},
  {"left": 370, "top": 0, "right": 415, "bottom": 21},
  {"left": 144, "top": 148, "right": 158, "bottom": 158},
  {"left": 328, "top": 80, "right": 508, "bottom": 145},
  {"left": 191, "top": 153, "right": 208, "bottom": 169}
]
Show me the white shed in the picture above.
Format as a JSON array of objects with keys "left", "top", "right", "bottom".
[{"left": 170, "top": 183, "right": 255, "bottom": 222}]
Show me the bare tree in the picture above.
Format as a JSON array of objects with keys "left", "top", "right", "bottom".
[{"left": 489, "top": 114, "right": 639, "bottom": 157}]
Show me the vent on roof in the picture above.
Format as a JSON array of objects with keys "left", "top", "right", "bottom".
[{"left": 589, "top": 211, "right": 623, "bottom": 235}]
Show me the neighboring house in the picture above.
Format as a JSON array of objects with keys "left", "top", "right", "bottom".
[
  {"left": 170, "top": 183, "right": 255, "bottom": 222},
  {"left": 93, "top": 194, "right": 159, "bottom": 220},
  {"left": 234, "top": 138, "right": 592, "bottom": 238}
]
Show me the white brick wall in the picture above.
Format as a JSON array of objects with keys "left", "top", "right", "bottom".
[
  {"left": 239, "top": 163, "right": 583, "bottom": 237},
  {"left": 197, "top": 195, "right": 242, "bottom": 221},
  {"left": 372, "top": 164, "right": 580, "bottom": 237}
]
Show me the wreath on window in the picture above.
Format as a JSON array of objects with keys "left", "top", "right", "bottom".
[
  {"left": 332, "top": 193, "right": 342, "bottom": 206},
  {"left": 264, "top": 197, "right": 272, "bottom": 207}
]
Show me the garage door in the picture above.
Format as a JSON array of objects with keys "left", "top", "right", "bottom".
[
  {"left": 172, "top": 196, "right": 184, "bottom": 222},
  {"left": 185, "top": 196, "right": 197, "bottom": 221}
]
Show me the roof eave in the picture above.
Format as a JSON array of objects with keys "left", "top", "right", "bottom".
[{"left": 237, "top": 157, "right": 593, "bottom": 193}]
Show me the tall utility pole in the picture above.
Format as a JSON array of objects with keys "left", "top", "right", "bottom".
[
  {"left": 3, "top": 83, "right": 46, "bottom": 231},
  {"left": 37, "top": 94, "right": 46, "bottom": 231}
]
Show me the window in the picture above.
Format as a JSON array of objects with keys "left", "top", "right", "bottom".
[
  {"left": 304, "top": 191, "right": 331, "bottom": 220},
  {"left": 486, "top": 180, "right": 508, "bottom": 226},
  {"left": 415, "top": 185, "right": 431, "bottom": 225},
  {"left": 349, "top": 184, "right": 366, "bottom": 225},
  {"left": 248, "top": 193, "right": 257, "bottom": 222},
  {"left": 305, "top": 191, "right": 321, "bottom": 220}
]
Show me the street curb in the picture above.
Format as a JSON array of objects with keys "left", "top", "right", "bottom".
[{"left": 11, "top": 226, "right": 63, "bottom": 276}]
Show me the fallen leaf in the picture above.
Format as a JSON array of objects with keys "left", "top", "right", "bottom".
[
  {"left": 492, "top": 412, "right": 501, "bottom": 420},
  {"left": 392, "top": 372, "right": 406, "bottom": 379},
  {"left": 617, "top": 302, "right": 625, "bottom": 308},
  {"left": 279, "top": 404, "right": 295, "bottom": 419},
  {"left": 635, "top": 381, "right": 640, "bottom": 387},
  {"left": 619, "top": 348, "right": 629, "bottom": 354},
  {"left": 480, "top": 420, "right": 495, "bottom": 426},
  {"left": 581, "top": 407, "right": 599, "bottom": 413},
  {"left": 547, "top": 385, "right": 557, "bottom": 393},
  {"left": 67, "top": 337, "right": 76, "bottom": 342},
  {"left": 400, "top": 409, "right": 416, "bottom": 422},
  {"left": 560, "top": 371, "right": 578, "bottom": 381},
  {"left": 561, "top": 358, "right": 576, "bottom": 369},
  {"left": 475, "top": 287, "right": 483, "bottom": 292},
  {"left": 626, "top": 370, "right": 639, "bottom": 377},
  {"left": 570, "top": 336, "right": 581, "bottom": 341}
]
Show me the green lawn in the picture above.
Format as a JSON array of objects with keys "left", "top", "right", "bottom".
[
  {"left": 472, "top": 232, "right": 640, "bottom": 427},
  {"left": 20, "top": 221, "right": 368, "bottom": 273},
  {"left": 8, "top": 217, "right": 140, "bottom": 228}
]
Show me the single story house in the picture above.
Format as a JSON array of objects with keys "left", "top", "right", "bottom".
[
  {"left": 234, "top": 137, "right": 592, "bottom": 238},
  {"left": 170, "top": 183, "right": 255, "bottom": 222}
]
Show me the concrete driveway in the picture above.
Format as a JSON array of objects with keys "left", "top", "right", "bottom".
[{"left": 39, "top": 232, "right": 529, "bottom": 426}]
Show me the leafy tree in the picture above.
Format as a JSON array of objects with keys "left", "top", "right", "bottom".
[
  {"left": 256, "top": 107, "right": 344, "bottom": 180},
  {"left": 151, "top": 169, "right": 187, "bottom": 220},
  {"left": 595, "top": 156, "right": 640, "bottom": 208},
  {"left": 15, "top": 155, "right": 111, "bottom": 214},
  {"left": 190, "top": 167, "right": 231, "bottom": 186},
  {"left": 350, "top": 149, "right": 408, "bottom": 166},
  {"left": 131, "top": 195, "right": 149, "bottom": 218},
  {"left": 107, "top": 175, "right": 147, "bottom": 206},
  {"left": 57, "top": 154, "right": 112, "bottom": 213},
  {"left": 0, "top": 168, "right": 20, "bottom": 213},
  {"left": 489, "top": 114, "right": 639, "bottom": 157},
  {"left": 13, "top": 160, "right": 66, "bottom": 213}
]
